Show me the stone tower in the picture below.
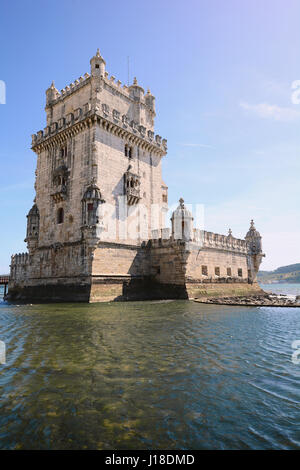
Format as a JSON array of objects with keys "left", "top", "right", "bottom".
[
  {"left": 7, "top": 50, "right": 265, "bottom": 303},
  {"left": 30, "top": 49, "right": 168, "bottom": 253}
]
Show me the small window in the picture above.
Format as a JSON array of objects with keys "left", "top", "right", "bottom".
[
  {"left": 87, "top": 203, "right": 94, "bottom": 212},
  {"left": 227, "top": 267, "right": 232, "bottom": 277},
  {"left": 60, "top": 146, "right": 67, "bottom": 159},
  {"left": 125, "top": 144, "right": 133, "bottom": 159},
  {"left": 215, "top": 267, "right": 220, "bottom": 276},
  {"left": 162, "top": 194, "right": 168, "bottom": 203},
  {"left": 95, "top": 64, "right": 99, "bottom": 69},
  {"left": 238, "top": 268, "right": 243, "bottom": 277},
  {"left": 202, "top": 265, "right": 208, "bottom": 276},
  {"left": 57, "top": 208, "right": 64, "bottom": 224}
]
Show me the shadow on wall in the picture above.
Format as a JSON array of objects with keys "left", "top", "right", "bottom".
[{"left": 120, "top": 277, "right": 189, "bottom": 301}]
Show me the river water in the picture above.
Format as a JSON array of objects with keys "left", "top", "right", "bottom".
[{"left": 0, "top": 284, "right": 299, "bottom": 449}]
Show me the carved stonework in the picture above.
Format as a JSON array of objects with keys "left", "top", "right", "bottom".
[
  {"left": 124, "top": 167, "right": 141, "bottom": 205},
  {"left": 51, "top": 164, "right": 69, "bottom": 203}
]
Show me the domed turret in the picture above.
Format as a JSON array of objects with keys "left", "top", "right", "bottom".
[
  {"left": 90, "top": 48, "right": 106, "bottom": 77},
  {"left": 145, "top": 88, "right": 155, "bottom": 113},
  {"left": 171, "top": 198, "right": 194, "bottom": 241},
  {"left": 83, "top": 184, "right": 103, "bottom": 201},
  {"left": 25, "top": 203, "right": 40, "bottom": 251},
  {"left": 46, "top": 81, "right": 60, "bottom": 106},
  {"left": 245, "top": 220, "right": 262, "bottom": 254},
  {"left": 82, "top": 183, "right": 105, "bottom": 226},
  {"left": 129, "top": 77, "right": 144, "bottom": 101}
]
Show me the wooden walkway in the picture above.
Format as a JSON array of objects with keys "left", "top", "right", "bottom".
[{"left": 0, "top": 275, "right": 10, "bottom": 296}]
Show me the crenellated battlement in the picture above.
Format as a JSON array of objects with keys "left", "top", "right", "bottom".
[
  {"left": 31, "top": 101, "right": 167, "bottom": 154},
  {"left": 11, "top": 253, "right": 29, "bottom": 266},
  {"left": 46, "top": 70, "right": 154, "bottom": 108},
  {"left": 37, "top": 49, "right": 163, "bottom": 152}
]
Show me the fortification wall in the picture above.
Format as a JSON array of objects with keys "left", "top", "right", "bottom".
[
  {"left": 92, "top": 242, "right": 149, "bottom": 277},
  {"left": 147, "top": 239, "right": 187, "bottom": 285},
  {"left": 186, "top": 246, "right": 249, "bottom": 281},
  {"left": 186, "top": 281, "right": 264, "bottom": 299}
]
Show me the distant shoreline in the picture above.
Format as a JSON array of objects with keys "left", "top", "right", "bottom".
[{"left": 259, "top": 281, "right": 300, "bottom": 285}]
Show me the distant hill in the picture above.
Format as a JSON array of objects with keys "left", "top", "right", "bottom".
[{"left": 258, "top": 263, "right": 300, "bottom": 284}]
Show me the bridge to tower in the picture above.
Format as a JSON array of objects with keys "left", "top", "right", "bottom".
[{"left": 0, "top": 275, "right": 10, "bottom": 297}]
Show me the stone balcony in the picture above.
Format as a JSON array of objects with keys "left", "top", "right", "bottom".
[
  {"left": 51, "top": 184, "right": 67, "bottom": 203},
  {"left": 126, "top": 185, "right": 141, "bottom": 206}
]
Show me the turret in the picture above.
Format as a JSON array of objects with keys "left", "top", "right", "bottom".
[
  {"left": 25, "top": 203, "right": 40, "bottom": 252},
  {"left": 129, "top": 77, "right": 144, "bottom": 101},
  {"left": 81, "top": 182, "right": 106, "bottom": 249},
  {"left": 245, "top": 220, "right": 262, "bottom": 254},
  {"left": 46, "top": 81, "right": 60, "bottom": 106},
  {"left": 171, "top": 198, "right": 194, "bottom": 241},
  {"left": 145, "top": 88, "right": 155, "bottom": 113},
  {"left": 245, "top": 220, "right": 265, "bottom": 283},
  {"left": 90, "top": 48, "right": 106, "bottom": 77},
  {"left": 82, "top": 182, "right": 105, "bottom": 227}
]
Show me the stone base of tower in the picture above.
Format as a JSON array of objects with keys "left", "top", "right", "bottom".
[
  {"left": 7, "top": 227, "right": 265, "bottom": 303},
  {"left": 6, "top": 277, "right": 92, "bottom": 303},
  {"left": 185, "top": 281, "right": 264, "bottom": 300},
  {"left": 5, "top": 276, "right": 188, "bottom": 303},
  {"left": 5, "top": 277, "right": 264, "bottom": 303}
]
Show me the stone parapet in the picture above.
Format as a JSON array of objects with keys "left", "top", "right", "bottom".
[
  {"left": 31, "top": 110, "right": 166, "bottom": 156},
  {"left": 202, "top": 231, "right": 248, "bottom": 253},
  {"left": 148, "top": 228, "right": 248, "bottom": 254}
]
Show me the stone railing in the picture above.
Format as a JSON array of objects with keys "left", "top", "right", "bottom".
[
  {"left": 148, "top": 228, "right": 248, "bottom": 253},
  {"left": 202, "top": 231, "right": 248, "bottom": 253}
]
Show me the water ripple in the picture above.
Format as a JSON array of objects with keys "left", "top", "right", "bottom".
[{"left": 0, "top": 298, "right": 299, "bottom": 449}]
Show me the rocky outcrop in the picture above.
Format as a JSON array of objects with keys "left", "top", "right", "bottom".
[{"left": 193, "top": 293, "right": 300, "bottom": 307}]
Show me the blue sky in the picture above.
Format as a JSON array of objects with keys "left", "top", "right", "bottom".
[{"left": 0, "top": 0, "right": 299, "bottom": 271}]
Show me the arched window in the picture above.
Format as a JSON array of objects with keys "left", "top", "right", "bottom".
[
  {"left": 124, "top": 144, "right": 133, "bottom": 159},
  {"left": 57, "top": 207, "right": 64, "bottom": 224}
]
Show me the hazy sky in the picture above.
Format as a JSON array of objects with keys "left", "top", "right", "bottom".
[{"left": 0, "top": 0, "right": 299, "bottom": 271}]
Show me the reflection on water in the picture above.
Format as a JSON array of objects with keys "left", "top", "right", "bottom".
[{"left": 0, "top": 288, "right": 299, "bottom": 449}]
